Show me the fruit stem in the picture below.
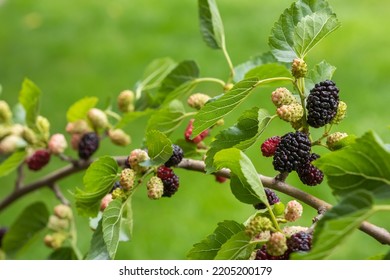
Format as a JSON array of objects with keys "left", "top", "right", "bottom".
[
  {"left": 295, "top": 77, "right": 309, "bottom": 133},
  {"left": 267, "top": 204, "right": 282, "bottom": 232},
  {"left": 194, "top": 77, "right": 226, "bottom": 87}
]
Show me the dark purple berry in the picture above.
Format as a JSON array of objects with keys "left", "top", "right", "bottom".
[
  {"left": 26, "top": 150, "right": 51, "bottom": 171},
  {"left": 110, "top": 181, "right": 122, "bottom": 193},
  {"left": 164, "top": 144, "right": 184, "bottom": 167},
  {"left": 306, "top": 80, "right": 339, "bottom": 128},
  {"left": 254, "top": 188, "right": 280, "bottom": 210},
  {"left": 261, "top": 136, "right": 281, "bottom": 157},
  {"left": 255, "top": 245, "right": 290, "bottom": 260},
  {"left": 157, "top": 166, "right": 179, "bottom": 197},
  {"left": 78, "top": 132, "right": 99, "bottom": 159},
  {"left": 272, "top": 131, "right": 311, "bottom": 173},
  {"left": 297, "top": 153, "right": 324, "bottom": 186},
  {"left": 287, "top": 231, "right": 313, "bottom": 252}
]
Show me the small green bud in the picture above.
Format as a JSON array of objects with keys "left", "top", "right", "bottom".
[
  {"left": 22, "top": 127, "right": 37, "bottom": 145},
  {"left": 120, "top": 168, "right": 135, "bottom": 191},
  {"left": 147, "top": 176, "right": 164, "bottom": 200},
  {"left": 108, "top": 129, "right": 131, "bottom": 146},
  {"left": 87, "top": 108, "right": 109, "bottom": 130},
  {"left": 187, "top": 93, "right": 211, "bottom": 110},
  {"left": 245, "top": 216, "right": 275, "bottom": 237},
  {"left": 291, "top": 58, "right": 308, "bottom": 79},
  {"left": 0, "top": 100, "right": 12, "bottom": 124},
  {"left": 47, "top": 215, "right": 69, "bottom": 231},
  {"left": 276, "top": 102, "right": 303, "bottom": 123},
  {"left": 266, "top": 232, "right": 288, "bottom": 256},
  {"left": 36, "top": 116, "right": 50, "bottom": 141},
  {"left": 326, "top": 132, "right": 348, "bottom": 151},
  {"left": 271, "top": 88, "right": 296, "bottom": 107},
  {"left": 117, "top": 90, "right": 135, "bottom": 113},
  {"left": 331, "top": 101, "right": 347, "bottom": 124},
  {"left": 284, "top": 200, "right": 303, "bottom": 222},
  {"left": 272, "top": 202, "right": 285, "bottom": 216}
]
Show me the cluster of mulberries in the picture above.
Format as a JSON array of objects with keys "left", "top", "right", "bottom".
[
  {"left": 157, "top": 166, "right": 180, "bottom": 197},
  {"left": 254, "top": 230, "right": 313, "bottom": 260},
  {"left": 261, "top": 131, "right": 323, "bottom": 186}
]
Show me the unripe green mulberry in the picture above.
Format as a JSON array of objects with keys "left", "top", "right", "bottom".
[
  {"left": 266, "top": 232, "right": 288, "bottom": 257},
  {"left": 36, "top": 116, "right": 50, "bottom": 141},
  {"left": 326, "top": 132, "right": 348, "bottom": 151},
  {"left": 53, "top": 204, "right": 73, "bottom": 220},
  {"left": 120, "top": 168, "right": 135, "bottom": 191},
  {"left": 47, "top": 215, "right": 69, "bottom": 231},
  {"left": 87, "top": 108, "right": 109, "bottom": 130},
  {"left": 187, "top": 93, "right": 211, "bottom": 110},
  {"left": 108, "top": 129, "right": 131, "bottom": 146},
  {"left": 117, "top": 90, "right": 135, "bottom": 113},
  {"left": 331, "top": 101, "right": 347, "bottom": 124},
  {"left": 245, "top": 216, "right": 274, "bottom": 237},
  {"left": 22, "top": 127, "right": 37, "bottom": 145},
  {"left": 291, "top": 58, "right": 308, "bottom": 79},
  {"left": 128, "top": 149, "right": 150, "bottom": 174},
  {"left": 0, "top": 100, "right": 12, "bottom": 124},
  {"left": 0, "top": 135, "right": 23, "bottom": 154},
  {"left": 147, "top": 176, "right": 164, "bottom": 200},
  {"left": 271, "top": 87, "right": 296, "bottom": 108},
  {"left": 276, "top": 103, "right": 304, "bottom": 123}
]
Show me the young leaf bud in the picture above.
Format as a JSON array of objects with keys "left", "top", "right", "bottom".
[
  {"left": 48, "top": 133, "right": 68, "bottom": 155},
  {"left": 271, "top": 87, "right": 296, "bottom": 108},
  {"left": 87, "top": 108, "right": 109, "bottom": 130},
  {"left": 284, "top": 200, "right": 303, "bottom": 222},
  {"left": 22, "top": 127, "right": 37, "bottom": 145},
  {"left": 108, "top": 129, "right": 131, "bottom": 146},
  {"left": 117, "top": 90, "right": 135, "bottom": 113},
  {"left": 36, "top": 116, "right": 50, "bottom": 140}
]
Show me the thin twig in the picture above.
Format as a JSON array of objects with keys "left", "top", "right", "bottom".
[
  {"left": 15, "top": 164, "right": 25, "bottom": 191},
  {"left": 49, "top": 183, "right": 70, "bottom": 205},
  {"left": 1, "top": 157, "right": 389, "bottom": 246}
]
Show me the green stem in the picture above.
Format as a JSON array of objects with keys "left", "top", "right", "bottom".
[
  {"left": 194, "top": 77, "right": 226, "bottom": 87},
  {"left": 266, "top": 204, "right": 282, "bottom": 232},
  {"left": 221, "top": 39, "right": 235, "bottom": 83},
  {"left": 295, "top": 77, "right": 309, "bottom": 133},
  {"left": 105, "top": 110, "right": 121, "bottom": 121},
  {"left": 69, "top": 217, "right": 83, "bottom": 260}
]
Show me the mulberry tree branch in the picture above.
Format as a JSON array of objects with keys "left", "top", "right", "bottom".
[{"left": 1, "top": 157, "right": 389, "bottom": 246}]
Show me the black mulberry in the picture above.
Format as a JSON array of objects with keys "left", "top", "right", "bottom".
[
  {"left": 157, "top": 166, "right": 179, "bottom": 197},
  {"left": 164, "top": 144, "right": 184, "bottom": 167},
  {"left": 255, "top": 245, "right": 290, "bottom": 260},
  {"left": 254, "top": 188, "right": 280, "bottom": 210},
  {"left": 297, "top": 154, "right": 324, "bottom": 186},
  {"left": 306, "top": 80, "right": 339, "bottom": 128},
  {"left": 78, "top": 132, "right": 99, "bottom": 159},
  {"left": 272, "top": 131, "right": 311, "bottom": 173},
  {"left": 287, "top": 231, "right": 313, "bottom": 252}
]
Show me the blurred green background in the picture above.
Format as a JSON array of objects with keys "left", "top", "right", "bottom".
[{"left": 1, "top": 0, "right": 390, "bottom": 259}]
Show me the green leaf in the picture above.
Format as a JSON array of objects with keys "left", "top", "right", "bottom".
[
  {"left": 161, "top": 80, "right": 197, "bottom": 107},
  {"left": 12, "top": 103, "right": 26, "bottom": 125},
  {"left": 214, "top": 148, "right": 267, "bottom": 205},
  {"left": 66, "top": 96, "right": 99, "bottom": 122},
  {"left": 192, "top": 78, "right": 259, "bottom": 136},
  {"left": 293, "top": 12, "right": 340, "bottom": 59},
  {"left": 305, "top": 60, "right": 336, "bottom": 93},
  {"left": 269, "top": 0, "right": 338, "bottom": 62},
  {"left": 214, "top": 231, "right": 255, "bottom": 260},
  {"left": 315, "top": 131, "right": 390, "bottom": 197},
  {"left": 234, "top": 52, "right": 281, "bottom": 83},
  {"left": 3, "top": 202, "right": 49, "bottom": 256},
  {"left": 120, "top": 198, "right": 133, "bottom": 242},
  {"left": 0, "top": 150, "right": 27, "bottom": 177},
  {"left": 48, "top": 247, "right": 78, "bottom": 260},
  {"left": 158, "top": 60, "right": 199, "bottom": 95},
  {"left": 205, "top": 107, "right": 272, "bottom": 173},
  {"left": 102, "top": 198, "right": 124, "bottom": 260},
  {"left": 384, "top": 250, "right": 390, "bottom": 260},
  {"left": 146, "top": 100, "right": 186, "bottom": 135},
  {"left": 143, "top": 130, "right": 173, "bottom": 166},
  {"left": 87, "top": 219, "right": 110, "bottom": 260},
  {"left": 187, "top": 220, "right": 244, "bottom": 260},
  {"left": 75, "top": 156, "right": 119, "bottom": 217},
  {"left": 135, "top": 57, "right": 177, "bottom": 98},
  {"left": 244, "top": 63, "right": 292, "bottom": 83},
  {"left": 198, "top": 0, "right": 225, "bottom": 49},
  {"left": 115, "top": 109, "right": 154, "bottom": 129},
  {"left": 293, "top": 190, "right": 374, "bottom": 260},
  {"left": 18, "top": 78, "right": 41, "bottom": 128}
]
